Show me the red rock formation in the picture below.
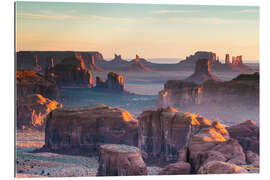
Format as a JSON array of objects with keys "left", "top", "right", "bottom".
[
  {"left": 225, "top": 54, "right": 230, "bottom": 64},
  {"left": 46, "top": 54, "right": 93, "bottom": 87},
  {"left": 95, "top": 72, "right": 125, "bottom": 92},
  {"left": 246, "top": 150, "right": 259, "bottom": 166},
  {"left": 44, "top": 105, "right": 138, "bottom": 155},
  {"left": 89, "top": 55, "right": 104, "bottom": 72},
  {"left": 127, "top": 55, "right": 152, "bottom": 72},
  {"left": 197, "top": 161, "right": 248, "bottom": 174},
  {"left": 184, "top": 59, "right": 221, "bottom": 84},
  {"left": 138, "top": 107, "right": 212, "bottom": 162},
  {"left": 227, "top": 120, "right": 259, "bottom": 154},
  {"left": 16, "top": 70, "right": 60, "bottom": 100},
  {"left": 17, "top": 94, "right": 62, "bottom": 130},
  {"left": 97, "top": 144, "right": 147, "bottom": 176},
  {"left": 157, "top": 73, "right": 259, "bottom": 123},
  {"left": 158, "top": 161, "right": 191, "bottom": 175}
]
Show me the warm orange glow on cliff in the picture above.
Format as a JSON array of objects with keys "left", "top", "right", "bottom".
[
  {"left": 31, "top": 110, "right": 44, "bottom": 127},
  {"left": 203, "top": 127, "right": 227, "bottom": 142},
  {"left": 121, "top": 111, "right": 135, "bottom": 123},
  {"left": 161, "top": 91, "right": 168, "bottom": 97}
]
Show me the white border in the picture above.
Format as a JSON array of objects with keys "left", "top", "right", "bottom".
[{"left": 1, "top": 0, "right": 269, "bottom": 180}]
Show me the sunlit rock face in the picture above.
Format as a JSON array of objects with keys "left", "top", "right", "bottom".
[
  {"left": 44, "top": 104, "right": 138, "bottom": 156},
  {"left": 187, "top": 122, "right": 247, "bottom": 171},
  {"left": 16, "top": 70, "right": 60, "bottom": 100},
  {"left": 184, "top": 59, "right": 221, "bottom": 84},
  {"left": 138, "top": 107, "right": 212, "bottom": 162},
  {"left": 97, "top": 144, "right": 147, "bottom": 176},
  {"left": 197, "top": 161, "right": 248, "bottom": 174},
  {"left": 95, "top": 72, "right": 125, "bottom": 92},
  {"left": 227, "top": 120, "right": 259, "bottom": 154},
  {"left": 46, "top": 54, "right": 93, "bottom": 87},
  {"left": 17, "top": 94, "right": 62, "bottom": 130}
]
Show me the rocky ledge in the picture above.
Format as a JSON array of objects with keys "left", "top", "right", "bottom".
[
  {"left": 46, "top": 54, "right": 93, "bottom": 87},
  {"left": 16, "top": 70, "right": 60, "bottom": 100},
  {"left": 17, "top": 94, "right": 62, "bottom": 130},
  {"left": 97, "top": 144, "right": 147, "bottom": 176},
  {"left": 43, "top": 104, "right": 138, "bottom": 156}
]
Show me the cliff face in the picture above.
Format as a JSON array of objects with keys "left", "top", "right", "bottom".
[
  {"left": 95, "top": 72, "right": 125, "bottom": 92},
  {"left": 157, "top": 72, "right": 259, "bottom": 123},
  {"left": 46, "top": 54, "right": 93, "bottom": 87},
  {"left": 138, "top": 107, "right": 212, "bottom": 162},
  {"left": 17, "top": 94, "right": 62, "bottom": 130},
  {"left": 16, "top": 70, "right": 60, "bottom": 100},
  {"left": 16, "top": 51, "right": 104, "bottom": 73},
  {"left": 44, "top": 105, "right": 138, "bottom": 155}
]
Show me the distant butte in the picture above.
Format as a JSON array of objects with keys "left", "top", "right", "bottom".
[
  {"left": 127, "top": 54, "right": 152, "bottom": 72},
  {"left": 184, "top": 58, "right": 221, "bottom": 84}
]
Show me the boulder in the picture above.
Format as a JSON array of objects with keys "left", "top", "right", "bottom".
[
  {"left": 158, "top": 161, "right": 191, "bottom": 175},
  {"left": 44, "top": 105, "right": 138, "bottom": 156},
  {"left": 46, "top": 54, "right": 93, "bottom": 87},
  {"left": 97, "top": 144, "right": 147, "bottom": 176},
  {"left": 17, "top": 94, "right": 62, "bottom": 130},
  {"left": 197, "top": 161, "right": 248, "bottom": 174},
  {"left": 16, "top": 70, "right": 60, "bottom": 100},
  {"left": 184, "top": 59, "right": 221, "bottom": 84},
  {"left": 95, "top": 72, "right": 125, "bottom": 92},
  {"left": 227, "top": 120, "right": 259, "bottom": 154},
  {"left": 138, "top": 107, "right": 212, "bottom": 162},
  {"left": 246, "top": 150, "right": 259, "bottom": 166},
  {"left": 188, "top": 121, "right": 231, "bottom": 170}
]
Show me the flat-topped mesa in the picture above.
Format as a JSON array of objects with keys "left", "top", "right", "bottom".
[
  {"left": 157, "top": 72, "right": 259, "bottom": 122},
  {"left": 184, "top": 59, "right": 221, "bottom": 84},
  {"left": 46, "top": 54, "right": 93, "bottom": 87},
  {"left": 17, "top": 94, "right": 62, "bottom": 130},
  {"left": 16, "top": 70, "right": 60, "bottom": 100},
  {"left": 95, "top": 72, "right": 125, "bottom": 92},
  {"left": 97, "top": 144, "right": 147, "bottom": 176},
  {"left": 138, "top": 107, "right": 212, "bottom": 162},
  {"left": 43, "top": 104, "right": 138, "bottom": 156}
]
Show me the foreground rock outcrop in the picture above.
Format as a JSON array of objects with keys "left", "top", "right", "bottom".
[
  {"left": 197, "top": 161, "right": 247, "bottom": 174},
  {"left": 17, "top": 94, "right": 62, "bottom": 130},
  {"left": 46, "top": 54, "right": 93, "bottom": 87},
  {"left": 95, "top": 72, "right": 125, "bottom": 92},
  {"left": 43, "top": 105, "right": 138, "bottom": 155},
  {"left": 16, "top": 70, "right": 60, "bottom": 100},
  {"left": 138, "top": 107, "right": 212, "bottom": 162},
  {"left": 158, "top": 161, "right": 191, "bottom": 175},
  {"left": 97, "top": 144, "right": 147, "bottom": 176},
  {"left": 184, "top": 59, "right": 221, "bottom": 84},
  {"left": 227, "top": 120, "right": 259, "bottom": 154}
]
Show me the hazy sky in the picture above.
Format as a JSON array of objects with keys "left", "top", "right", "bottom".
[{"left": 16, "top": 2, "right": 259, "bottom": 61}]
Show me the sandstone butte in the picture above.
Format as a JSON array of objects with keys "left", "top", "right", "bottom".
[
  {"left": 95, "top": 72, "right": 128, "bottom": 93},
  {"left": 46, "top": 53, "right": 93, "bottom": 87},
  {"left": 17, "top": 94, "right": 62, "bottom": 130},
  {"left": 16, "top": 70, "right": 60, "bottom": 100},
  {"left": 43, "top": 104, "right": 138, "bottom": 156},
  {"left": 127, "top": 54, "right": 152, "bottom": 72}
]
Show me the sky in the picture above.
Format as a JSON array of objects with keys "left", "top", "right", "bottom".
[{"left": 16, "top": 2, "right": 259, "bottom": 62}]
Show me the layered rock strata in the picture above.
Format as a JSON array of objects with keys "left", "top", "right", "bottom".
[
  {"left": 97, "top": 144, "right": 147, "bottom": 176},
  {"left": 43, "top": 105, "right": 138, "bottom": 155}
]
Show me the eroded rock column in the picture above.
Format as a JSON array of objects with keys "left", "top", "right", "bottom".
[{"left": 97, "top": 144, "right": 147, "bottom": 176}]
